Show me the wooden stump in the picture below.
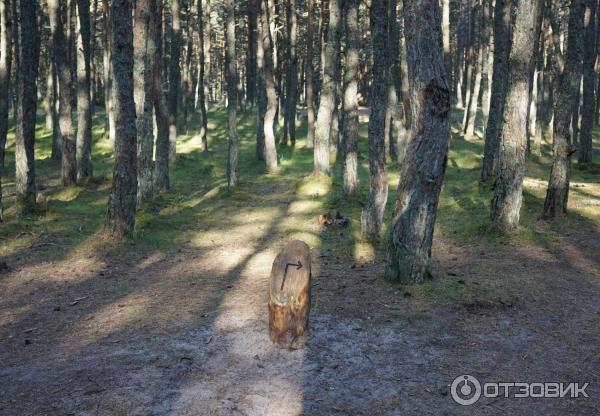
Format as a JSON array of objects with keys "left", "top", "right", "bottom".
[{"left": 268, "top": 240, "right": 312, "bottom": 348}]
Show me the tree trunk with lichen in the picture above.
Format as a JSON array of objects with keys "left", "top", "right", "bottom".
[
  {"left": 578, "top": 0, "right": 596, "bottom": 169},
  {"left": 0, "top": 0, "right": 11, "bottom": 220},
  {"left": 314, "top": 0, "right": 340, "bottom": 175},
  {"left": 15, "top": 0, "right": 39, "bottom": 208},
  {"left": 361, "top": 0, "right": 389, "bottom": 238},
  {"left": 133, "top": 0, "right": 156, "bottom": 205},
  {"left": 224, "top": 0, "right": 238, "bottom": 186},
  {"left": 105, "top": 0, "right": 137, "bottom": 238},
  {"left": 341, "top": 0, "right": 358, "bottom": 195},
  {"left": 481, "top": 0, "right": 512, "bottom": 183},
  {"left": 543, "top": 0, "right": 584, "bottom": 219},
  {"left": 76, "top": 0, "right": 93, "bottom": 182},
  {"left": 49, "top": 0, "right": 77, "bottom": 186},
  {"left": 491, "top": 0, "right": 543, "bottom": 231},
  {"left": 385, "top": 0, "right": 451, "bottom": 283}
]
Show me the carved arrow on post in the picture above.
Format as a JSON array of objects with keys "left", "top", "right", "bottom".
[{"left": 280, "top": 260, "right": 303, "bottom": 291}]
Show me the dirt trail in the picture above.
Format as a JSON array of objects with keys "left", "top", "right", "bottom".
[{"left": 1, "top": 181, "right": 600, "bottom": 415}]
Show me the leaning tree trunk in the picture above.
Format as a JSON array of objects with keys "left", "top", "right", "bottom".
[
  {"left": 153, "top": 0, "right": 170, "bottom": 193},
  {"left": 313, "top": 0, "right": 340, "bottom": 175},
  {"left": 133, "top": 0, "right": 157, "bottom": 205},
  {"left": 168, "top": 0, "right": 181, "bottom": 165},
  {"left": 578, "top": 0, "right": 597, "bottom": 169},
  {"left": 543, "top": 0, "right": 584, "bottom": 219},
  {"left": 481, "top": 0, "right": 512, "bottom": 183},
  {"left": 76, "top": 0, "right": 93, "bottom": 182},
  {"left": 15, "top": 0, "right": 39, "bottom": 208},
  {"left": 48, "top": 0, "right": 77, "bottom": 186},
  {"left": 341, "top": 0, "right": 358, "bottom": 195},
  {"left": 361, "top": 0, "right": 389, "bottom": 238},
  {"left": 105, "top": 0, "right": 137, "bottom": 238},
  {"left": 305, "top": 0, "right": 315, "bottom": 148},
  {"left": 261, "top": 0, "right": 278, "bottom": 172},
  {"left": 0, "top": 0, "right": 11, "bottom": 220},
  {"left": 385, "top": 0, "right": 451, "bottom": 283},
  {"left": 490, "top": 0, "right": 543, "bottom": 231},
  {"left": 224, "top": 0, "right": 238, "bottom": 186}
]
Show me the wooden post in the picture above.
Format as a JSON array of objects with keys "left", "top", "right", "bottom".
[{"left": 268, "top": 240, "right": 311, "bottom": 348}]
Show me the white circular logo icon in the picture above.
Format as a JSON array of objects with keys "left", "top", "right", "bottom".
[{"left": 451, "top": 375, "right": 482, "bottom": 405}]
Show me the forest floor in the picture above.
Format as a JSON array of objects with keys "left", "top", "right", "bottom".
[{"left": 1, "top": 108, "right": 600, "bottom": 415}]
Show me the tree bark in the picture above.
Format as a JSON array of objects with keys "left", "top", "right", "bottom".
[
  {"left": 49, "top": 0, "right": 77, "bottom": 186},
  {"left": 481, "top": 0, "right": 512, "bottom": 182},
  {"left": 284, "top": 0, "right": 298, "bottom": 147},
  {"left": 385, "top": 0, "right": 451, "bottom": 283},
  {"left": 464, "top": 0, "right": 483, "bottom": 138},
  {"left": 224, "top": 0, "right": 238, "bottom": 186},
  {"left": 305, "top": 0, "right": 315, "bottom": 148},
  {"left": 491, "top": 0, "right": 543, "bottom": 231},
  {"left": 102, "top": 0, "right": 115, "bottom": 143},
  {"left": 76, "top": 0, "right": 93, "bottom": 182},
  {"left": 341, "top": 0, "right": 358, "bottom": 195},
  {"left": 0, "top": 0, "right": 11, "bottom": 220},
  {"left": 361, "top": 0, "right": 389, "bottom": 238},
  {"left": 153, "top": 0, "right": 170, "bottom": 193},
  {"left": 313, "top": 0, "right": 340, "bottom": 175},
  {"left": 256, "top": 0, "right": 266, "bottom": 161},
  {"left": 105, "top": 0, "right": 137, "bottom": 238},
  {"left": 134, "top": 0, "right": 157, "bottom": 204},
  {"left": 578, "top": 0, "right": 597, "bottom": 168},
  {"left": 246, "top": 0, "right": 257, "bottom": 106},
  {"left": 261, "top": 0, "right": 278, "bottom": 172},
  {"left": 197, "top": 0, "right": 209, "bottom": 152},
  {"left": 543, "top": 0, "right": 584, "bottom": 219},
  {"left": 15, "top": 0, "right": 40, "bottom": 207},
  {"left": 168, "top": 0, "right": 181, "bottom": 165}
]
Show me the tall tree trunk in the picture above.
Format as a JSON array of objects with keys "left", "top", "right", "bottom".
[
  {"left": 153, "top": 0, "right": 170, "bottom": 193},
  {"left": 305, "top": 0, "right": 315, "bottom": 148},
  {"left": 15, "top": 0, "right": 39, "bottom": 208},
  {"left": 102, "top": 0, "right": 115, "bottom": 143},
  {"left": 76, "top": 0, "right": 93, "bottom": 182},
  {"left": 197, "top": 0, "right": 208, "bottom": 152},
  {"left": 464, "top": 0, "right": 483, "bottom": 138},
  {"left": 442, "top": 0, "right": 451, "bottom": 87},
  {"left": 224, "top": 0, "right": 238, "bottom": 186},
  {"left": 385, "top": 0, "right": 451, "bottom": 283},
  {"left": 481, "top": 0, "right": 512, "bottom": 182},
  {"left": 256, "top": 0, "right": 266, "bottom": 160},
  {"left": 134, "top": 0, "right": 157, "bottom": 204},
  {"left": 341, "top": 0, "right": 358, "bottom": 195},
  {"left": 105, "top": 0, "right": 137, "bottom": 238},
  {"left": 481, "top": 0, "right": 493, "bottom": 137},
  {"left": 578, "top": 0, "right": 597, "bottom": 168},
  {"left": 49, "top": 0, "right": 77, "bottom": 186},
  {"left": 384, "top": 0, "right": 400, "bottom": 162},
  {"left": 543, "top": 0, "right": 584, "bottom": 219},
  {"left": 397, "top": 5, "right": 410, "bottom": 164},
  {"left": 261, "top": 0, "right": 278, "bottom": 172},
  {"left": 313, "top": 0, "right": 340, "bottom": 175},
  {"left": 361, "top": 0, "right": 389, "bottom": 238},
  {"left": 0, "top": 0, "right": 11, "bottom": 220},
  {"left": 284, "top": 0, "right": 298, "bottom": 147},
  {"left": 168, "top": 0, "right": 181, "bottom": 165},
  {"left": 48, "top": 58, "right": 61, "bottom": 161},
  {"left": 491, "top": 0, "right": 543, "bottom": 231},
  {"left": 455, "top": 0, "right": 469, "bottom": 108},
  {"left": 246, "top": 0, "right": 257, "bottom": 106}
]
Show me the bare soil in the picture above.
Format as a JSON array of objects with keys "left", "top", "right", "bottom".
[{"left": 1, "top": 184, "right": 600, "bottom": 415}]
